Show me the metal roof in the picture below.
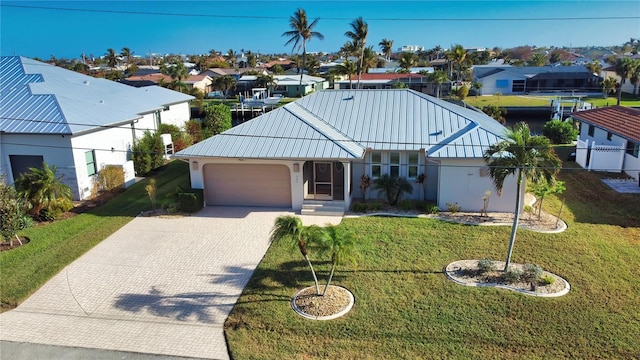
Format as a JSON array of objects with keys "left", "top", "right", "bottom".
[
  {"left": 176, "top": 89, "right": 507, "bottom": 161},
  {"left": 0, "top": 56, "right": 194, "bottom": 135},
  {"left": 475, "top": 65, "right": 592, "bottom": 80}
]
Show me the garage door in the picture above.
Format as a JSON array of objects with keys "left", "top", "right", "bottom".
[{"left": 203, "top": 164, "right": 291, "bottom": 207}]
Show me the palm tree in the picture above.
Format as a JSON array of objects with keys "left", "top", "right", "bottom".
[
  {"left": 615, "top": 57, "right": 636, "bottom": 104},
  {"left": 428, "top": 70, "right": 449, "bottom": 98},
  {"left": 379, "top": 38, "right": 393, "bottom": 61},
  {"left": 105, "top": 48, "right": 118, "bottom": 68},
  {"left": 282, "top": 8, "right": 324, "bottom": 94},
  {"left": 602, "top": 76, "right": 618, "bottom": 98},
  {"left": 14, "top": 162, "right": 73, "bottom": 218},
  {"left": 227, "top": 49, "right": 237, "bottom": 68},
  {"left": 331, "top": 59, "right": 357, "bottom": 89},
  {"left": 340, "top": 41, "right": 357, "bottom": 60},
  {"left": 344, "top": 17, "right": 368, "bottom": 89},
  {"left": 398, "top": 52, "right": 418, "bottom": 72},
  {"left": 316, "top": 226, "right": 362, "bottom": 296},
  {"left": 361, "top": 46, "right": 378, "bottom": 73},
  {"left": 256, "top": 74, "right": 276, "bottom": 96},
  {"left": 213, "top": 75, "right": 237, "bottom": 102},
  {"left": 585, "top": 61, "right": 603, "bottom": 76},
  {"left": 483, "top": 122, "right": 561, "bottom": 271},
  {"left": 527, "top": 53, "right": 547, "bottom": 67},
  {"left": 161, "top": 60, "right": 189, "bottom": 93},
  {"left": 629, "top": 59, "right": 640, "bottom": 96},
  {"left": 446, "top": 44, "right": 469, "bottom": 82},
  {"left": 270, "top": 216, "right": 324, "bottom": 294},
  {"left": 373, "top": 174, "right": 413, "bottom": 206},
  {"left": 120, "top": 47, "right": 132, "bottom": 69}
]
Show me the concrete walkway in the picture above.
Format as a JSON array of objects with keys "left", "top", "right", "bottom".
[{"left": 0, "top": 207, "right": 341, "bottom": 359}]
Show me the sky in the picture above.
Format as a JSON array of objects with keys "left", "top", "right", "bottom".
[{"left": 1, "top": 0, "right": 639, "bottom": 60}]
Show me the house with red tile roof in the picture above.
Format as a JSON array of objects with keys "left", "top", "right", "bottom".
[
  {"left": 571, "top": 106, "right": 640, "bottom": 181},
  {"left": 122, "top": 73, "right": 213, "bottom": 93}
]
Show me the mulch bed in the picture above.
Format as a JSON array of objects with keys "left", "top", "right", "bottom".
[
  {"left": 293, "top": 286, "right": 352, "bottom": 317},
  {"left": 0, "top": 237, "right": 30, "bottom": 252}
]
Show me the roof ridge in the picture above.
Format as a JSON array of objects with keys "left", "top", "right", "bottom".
[{"left": 285, "top": 102, "right": 364, "bottom": 158}]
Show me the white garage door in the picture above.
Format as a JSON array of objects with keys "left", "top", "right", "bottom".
[{"left": 203, "top": 164, "right": 291, "bottom": 207}]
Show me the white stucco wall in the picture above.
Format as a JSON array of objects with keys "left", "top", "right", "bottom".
[
  {"left": 623, "top": 153, "right": 640, "bottom": 181},
  {"left": 437, "top": 158, "right": 519, "bottom": 213},
  {"left": 578, "top": 122, "right": 638, "bottom": 176},
  {"left": 477, "top": 71, "right": 526, "bottom": 95},
  {"left": 160, "top": 102, "right": 191, "bottom": 128}
]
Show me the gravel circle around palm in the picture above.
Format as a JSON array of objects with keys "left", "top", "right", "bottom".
[
  {"left": 291, "top": 285, "right": 354, "bottom": 320},
  {"left": 445, "top": 260, "right": 570, "bottom": 297}
]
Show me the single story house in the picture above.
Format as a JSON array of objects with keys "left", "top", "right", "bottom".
[
  {"left": 473, "top": 65, "right": 602, "bottom": 95},
  {"left": 334, "top": 73, "right": 451, "bottom": 97},
  {"left": 121, "top": 73, "right": 213, "bottom": 93},
  {"left": 571, "top": 106, "right": 640, "bottom": 181},
  {"left": 272, "top": 75, "right": 329, "bottom": 97},
  {"left": 174, "top": 89, "right": 519, "bottom": 213},
  {"left": 0, "top": 56, "right": 194, "bottom": 200}
]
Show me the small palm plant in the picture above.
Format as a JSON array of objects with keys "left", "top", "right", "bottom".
[
  {"left": 316, "top": 226, "right": 363, "bottom": 296},
  {"left": 373, "top": 174, "right": 413, "bottom": 206},
  {"left": 14, "top": 162, "right": 72, "bottom": 218},
  {"left": 270, "top": 216, "right": 324, "bottom": 294}
]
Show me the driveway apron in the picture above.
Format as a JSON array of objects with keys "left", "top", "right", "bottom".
[{"left": 0, "top": 207, "right": 341, "bottom": 359}]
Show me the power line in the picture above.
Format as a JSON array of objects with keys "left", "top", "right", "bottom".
[{"left": 2, "top": 4, "right": 638, "bottom": 22}]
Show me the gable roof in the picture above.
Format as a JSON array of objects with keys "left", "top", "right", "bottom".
[
  {"left": 175, "top": 89, "right": 507, "bottom": 161},
  {"left": 571, "top": 106, "right": 640, "bottom": 142},
  {"left": 475, "top": 65, "right": 592, "bottom": 80},
  {"left": 273, "top": 74, "right": 326, "bottom": 86},
  {"left": 0, "top": 56, "right": 194, "bottom": 135}
]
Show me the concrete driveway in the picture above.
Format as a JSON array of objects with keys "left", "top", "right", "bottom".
[{"left": 0, "top": 207, "right": 341, "bottom": 359}]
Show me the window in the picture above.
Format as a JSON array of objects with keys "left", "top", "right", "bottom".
[
  {"left": 588, "top": 124, "right": 595, "bottom": 137},
  {"left": 512, "top": 80, "right": 525, "bottom": 92},
  {"left": 607, "top": 132, "right": 613, "bottom": 141},
  {"left": 495, "top": 79, "right": 508, "bottom": 88},
  {"left": 389, "top": 152, "right": 400, "bottom": 178},
  {"left": 408, "top": 153, "right": 419, "bottom": 179},
  {"left": 627, "top": 141, "right": 639, "bottom": 158},
  {"left": 85, "top": 150, "right": 97, "bottom": 176},
  {"left": 371, "top": 152, "right": 382, "bottom": 178}
]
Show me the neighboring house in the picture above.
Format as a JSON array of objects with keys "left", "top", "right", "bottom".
[
  {"left": 333, "top": 73, "right": 450, "bottom": 97},
  {"left": 174, "top": 89, "right": 519, "bottom": 213},
  {"left": 571, "top": 106, "right": 640, "bottom": 181},
  {"left": 121, "top": 73, "right": 213, "bottom": 93},
  {"left": 263, "top": 59, "right": 295, "bottom": 72},
  {"left": 473, "top": 65, "right": 602, "bottom": 95},
  {"left": 202, "top": 67, "right": 267, "bottom": 79},
  {"left": 0, "top": 56, "right": 194, "bottom": 200},
  {"left": 272, "top": 75, "right": 329, "bottom": 97}
]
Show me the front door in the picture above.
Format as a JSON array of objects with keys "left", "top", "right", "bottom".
[{"left": 314, "top": 162, "right": 333, "bottom": 200}]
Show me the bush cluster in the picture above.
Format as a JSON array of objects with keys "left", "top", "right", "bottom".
[
  {"left": 132, "top": 130, "right": 165, "bottom": 176},
  {"left": 446, "top": 202, "right": 461, "bottom": 213},
  {"left": 542, "top": 119, "right": 579, "bottom": 144},
  {"left": 477, "top": 258, "right": 497, "bottom": 274}
]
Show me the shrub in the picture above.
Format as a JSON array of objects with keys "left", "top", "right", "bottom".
[
  {"left": 0, "top": 180, "right": 24, "bottom": 244},
  {"left": 176, "top": 192, "right": 202, "bottom": 213},
  {"left": 477, "top": 258, "right": 496, "bottom": 274},
  {"left": 96, "top": 165, "right": 125, "bottom": 192},
  {"left": 399, "top": 200, "right": 414, "bottom": 211},
  {"left": 132, "top": 130, "right": 165, "bottom": 175},
  {"left": 429, "top": 205, "right": 439, "bottom": 214},
  {"left": 202, "top": 103, "right": 232, "bottom": 136},
  {"left": 502, "top": 269, "right": 522, "bottom": 284},
  {"left": 159, "top": 123, "right": 193, "bottom": 152},
  {"left": 457, "top": 85, "right": 469, "bottom": 100},
  {"left": 415, "top": 201, "right": 436, "bottom": 213},
  {"left": 481, "top": 104, "right": 507, "bottom": 124},
  {"left": 540, "top": 274, "right": 555, "bottom": 286},
  {"left": 542, "top": 119, "right": 579, "bottom": 144},
  {"left": 446, "top": 202, "right": 461, "bottom": 213},
  {"left": 351, "top": 202, "right": 367, "bottom": 213},
  {"left": 521, "top": 264, "right": 543, "bottom": 283},
  {"left": 369, "top": 202, "right": 383, "bottom": 211}
]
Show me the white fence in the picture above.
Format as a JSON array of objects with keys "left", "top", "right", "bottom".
[{"left": 577, "top": 139, "right": 625, "bottom": 173}]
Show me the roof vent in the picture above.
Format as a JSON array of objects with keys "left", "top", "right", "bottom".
[
  {"left": 99, "top": 100, "right": 104, "bottom": 104},
  {"left": 83, "top": 80, "right": 90, "bottom": 85}
]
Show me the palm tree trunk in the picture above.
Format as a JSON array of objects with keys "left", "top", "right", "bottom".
[
  {"left": 617, "top": 82, "right": 623, "bottom": 105},
  {"left": 300, "top": 45, "right": 306, "bottom": 97},
  {"left": 304, "top": 254, "right": 321, "bottom": 294},
  {"left": 357, "top": 46, "right": 365, "bottom": 89},
  {"left": 504, "top": 171, "right": 523, "bottom": 272},
  {"left": 322, "top": 262, "right": 337, "bottom": 296}
]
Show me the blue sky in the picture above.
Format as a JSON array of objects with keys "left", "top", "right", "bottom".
[{"left": 1, "top": 1, "right": 639, "bottom": 60}]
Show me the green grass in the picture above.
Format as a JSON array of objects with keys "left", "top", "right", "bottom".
[
  {"left": 464, "top": 93, "right": 640, "bottom": 108},
  {"left": 224, "top": 153, "right": 640, "bottom": 359},
  {"left": 0, "top": 161, "right": 190, "bottom": 310}
]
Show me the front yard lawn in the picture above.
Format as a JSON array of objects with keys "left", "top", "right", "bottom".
[
  {"left": 464, "top": 93, "right": 640, "bottom": 108},
  {"left": 224, "top": 158, "right": 640, "bottom": 359}
]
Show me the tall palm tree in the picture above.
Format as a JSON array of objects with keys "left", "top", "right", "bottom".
[
  {"left": 344, "top": 17, "right": 368, "bottom": 89},
  {"left": 427, "top": 70, "right": 449, "bottom": 98},
  {"left": 227, "top": 49, "right": 237, "bottom": 68},
  {"left": 398, "top": 52, "right": 418, "bottom": 72},
  {"left": 615, "top": 57, "right": 636, "bottom": 105},
  {"left": 120, "top": 47, "right": 132, "bottom": 69},
  {"left": 213, "top": 75, "right": 237, "bottom": 102},
  {"left": 331, "top": 59, "right": 357, "bottom": 89},
  {"left": 585, "top": 61, "right": 603, "bottom": 76},
  {"left": 256, "top": 74, "right": 276, "bottom": 96},
  {"left": 446, "top": 44, "right": 469, "bottom": 82},
  {"left": 361, "top": 46, "right": 378, "bottom": 73},
  {"left": 379, "top": 38, "right": 393, "bottom": 61},
  {"left": 282, "top": 8, "right": 324, "bottom": 94},
  {"left": 270, "top": 216, "right": 325, "bottom": 294},
  {"left": 483, "top": 122, "right": 561, "bottom": 271},
  {"left": 629, "top": 59, "right": 640, "bottom": 96},
  {"left": 340, "top": 41, "right": 357, "bottom": 60},
  {"left": 105, "top": 48, "right": 118, "bottom": 68}
]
